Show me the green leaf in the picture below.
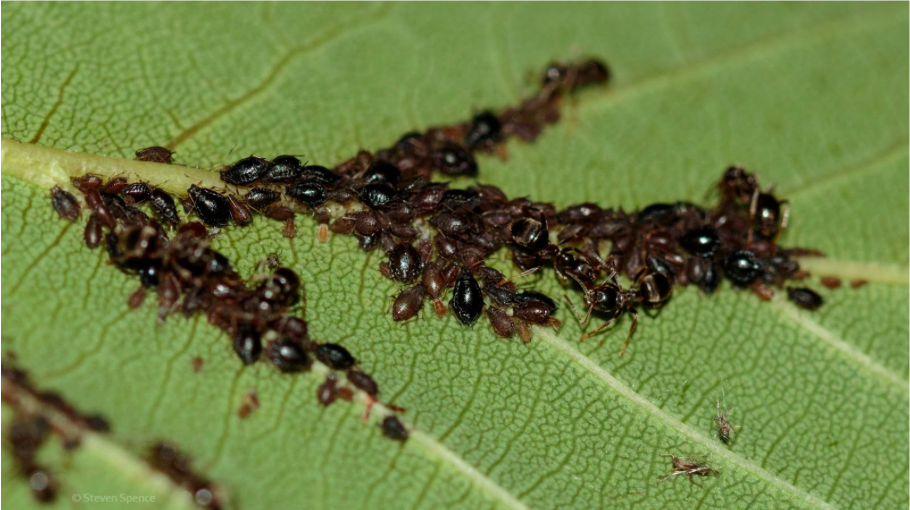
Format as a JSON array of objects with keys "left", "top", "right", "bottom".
[{"left": 2, "top": 3, "right": 907, "bottom": 509}]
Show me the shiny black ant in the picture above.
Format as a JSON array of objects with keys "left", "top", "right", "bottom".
[{"left": 563, "top": 255, "right": 671, "bottom": 356}]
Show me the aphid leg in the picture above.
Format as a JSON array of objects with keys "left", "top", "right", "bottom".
[
  {"left": 361, "top": 395, "right": 375, "bottom": 422},
  {"left": 498, "top": 266, "right": 541, "bottom": 287},
  {"left": 618, "top": 309, "right": 639, "bottom": 357}
]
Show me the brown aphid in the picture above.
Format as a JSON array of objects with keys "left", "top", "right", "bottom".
[
  {"left": 486, "top": 307, "right": 515, "bottom": 338},
  {"left": 517, "top": 322, "right": 532, "bottom": 344},
  {"left": 337, "top": 387, "right": 355, "bottom": 401},
  {"left": 50, "top": 186, "right": 80, "bottom": 220},
  {"left": 72, "top": 174, "right": 103, "bottom": 191},
  {"left": 84, "top": 214, "right": 103, "bottom": 248},
  {"left": 380, "top": 415, "right": 409, "bottom": 441},
  {"left": 102, "top": 176, "right": 130, "bottom": 195},
  {"left": 227, "top": 196, "right": 252, "bottom": 226},
  {"left": 715, "top": 401, "right": 735, "bottom": 444},
  {"left": 820, "top": 276, "right": 842, "bottom": 289},
  {"left": 422, "top": 263, "right": 448, "bottom": 318},
  {"left": 135, "top": 146, "right": 174, "bottom": 164},
  {"left": 660, "top": 455, "right": 718, "bottom": 488},
  {"left": 751, "top": 282, "right": 774, "bottom": 302},
  {"left": 192, "top": 357, "right": 204, "bottom": 372},
  {"left": 238, "top": 390, "right": 260, "bottom": 419},
  {"left": 850, "top": 279, "right": 868, "bottom": 289},
  {"left": 393, "top": 285, "right": 425, "bottom": 321},
  {"left": 317, "top": 374, "right": 338, "bottom": 406},
  {"left": 127, "top": 287, "right": 147, "bottom": 309},
  {"left": 347, "top": 369, "right": 379, "bottom": 396},
  {"left": 283, "top": 218, "right": 296, "bottom": 238},
  {"left": 265, "top": 206, "right": 294, "bottom": 221},
  {"left": 318, "top": 223, "right": 329, "bottom": 243}
]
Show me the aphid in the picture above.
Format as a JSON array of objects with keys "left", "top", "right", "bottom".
[
  {"left": 83, "top": 214, "right": 102, "bottom": 249},
  {"left": 270, "top": 316, "right": 308, "bottom": 343},
  {"left": 121, "top": 182, "right": 151, "bottom": 203},
  {"left": 363, "top": 160, "right": 401, "bottom": 186},
  {"left": 192, "top": 357, "right": 204, "bottom": 372},
  {"left": 317, "top": 374, "right": 338, "bottom": 406},
  {"left": 718, "top": 165, "right": 758, "bottom": 204},
  {"left": 347, "top": 369, "right": 379, "bottom": 396},
  {"left": 50, "top": 186, "right": 80, "bottom": 220},
  {"left": 101, "top": 176, "right": 129, "bottom": 195},
  {"left": 510, "top": 217, "right": 549, "bottom": 252},
  {"left": 715, "top": 400, "right": 735, "bottom": 444},
  {"left": 283, "top": 217, "right": 296, "bottom": 238},
  {"left": 392, "top": 285, "right": 425, "bottom": 321},
  {"left": 237, "top": 390, "right": 260, "bottom": 419},
  {"left": 286, "top": 182, "right": 328, "bottom": 207},
  {"left": 464, "top": 111, "right": 502, "bottom": 147},
  {"left": 486, "top": 307, "right": 515, "bottom": 338},
  {"left": 27, "top": 468, "right": 56, "bottom": 503},
  {"left": 233, "top": 326, "right": 262, "bottom": 365},
  {"left": 750, "top": 191, "right": 789, "bottom": 240},
  {"left": 221, "top": 156, "right": 271, "bottom": 186},
  {"left": 380, "top": 415, "right": 409, "bottom": 441},
  {"left": 265, "top": 206, "right": 295, "bottom": 221},
  {"left": 127, "top": 287, "right": 147, "bottom": 308},
  {"left": 245, "top": 188, "right": 281, "bottom": 209},
  {"left": 149, "top": 187, "right": 180, "bottom": 224},
  {"left": 318, "top": 223, "right": 329, "bottom": 243},
  {"left": 267, "top": 338, "right": 312, "bottom": 372},
  {"left": 82, "top": 186, "right": 116, "bottom": 229},
  {"left": 261, "top": 155, "right": 302, "bottom": 183},
  {"left": 787, "top": 287, "right": 823, "bottom": 310},
  {"left": 353, "top": 211, "right": 382, "bottom": 236},
  {"left": 316, "top": 343, "right": 356, "bottom": 370},
  {"left": 135, "top": 146, "right": 174, "bottom": 164},
  {"left": 820, "top": 276, "right": 842, "bottom": 289},
  {"left": 383, "top": 244, "right": 423, "bottom": 283},
  {"left": 722, "top": 250, "right": 762, "bottom": 287},
  {"left": 422, "top": 263, "right": 448, "bottom": 318},
  {"left": 450, "top": 269, "right": 484, "bottom": 325},
  {"left": 359, "top": 182, "right": 397, "bottom": 209},
  {"left": 660, "top": 455, "right": 718, "bottom": 488},
  {"left": 752, "top": 282, "right": 774, "bottom": 301},
  {"left": 72, "top": 174, "right": 103, "bottom": 191},
  {"left": 301, "top": 165, "right": 341, "bottom": 185},
  {"left": 188, "top": 185, "right": 232, "bottom": 226},
  {"left": 432, "top": 143, "right": 478, "bottom": 176},
  {"left": 679, "top": 226, "right": 720, "bottom": 257},
  {"left": 227, "top": 196, "right": 252, "bottom": 226},
  {"left": 850, "top": 279, "right": 868, "bottom": 289}
]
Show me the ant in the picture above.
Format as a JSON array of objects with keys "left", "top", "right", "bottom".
[{"left": 563, "top": 254, "right": 671, "bottom": 356}]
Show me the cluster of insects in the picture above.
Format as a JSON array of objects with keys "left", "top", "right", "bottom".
[
  {"left": 51, "top": 172, "right": 408, "bottom": 442},
  {"left": 2, "top": 362, "right": 111, "bottom": 504},
  {"left": 147, "top": 442, "right": 226, "bottom": 509}
]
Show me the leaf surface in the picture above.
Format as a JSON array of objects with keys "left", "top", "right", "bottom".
[{"left": 2, "top": 3, "right": 908, "bottom": 509}]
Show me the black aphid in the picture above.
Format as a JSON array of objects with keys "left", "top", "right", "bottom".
[
  {"left": 221, "top": 156, "right": 271, "bottom": 186},
  {"left": 188, "top": 185, "right": 232, "bottom": 226},
  {"left": 286, "top": 182, "right": 328, "bottom": 207},
  {"left": 451, "top": 270, "right": 483, "bottom": 325},
  {"left": 267, "top": 338, "right": 312, "bottom": 372},
  {"left": 316, "top": 343, "right": 356, "bottom": 370},
  {"left": 787, "top": 287, "right": 823, "bottom": 310}
]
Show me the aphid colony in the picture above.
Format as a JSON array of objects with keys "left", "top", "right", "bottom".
[
  {"left": 2, "top": 363, "right": 111, "bottom": 504},
  {"left": 52, "top": 173, "right": 407, "bottom": 443},
  {"left": 148, "top": 442, "right": 226, "bottom": 509}
]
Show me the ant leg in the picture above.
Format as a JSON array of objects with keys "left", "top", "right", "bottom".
[
  {"left": 619, "top": 309, "right": 639, "bottom": 357},
  {"left": 579, "top": 318, "right": 617, "bottom": 343},
  {"left": 564, "top": 294, "right": 591, "bottom": 326},
  {"left": 498, "top": 266, "right": 541, "bottom": 287}
]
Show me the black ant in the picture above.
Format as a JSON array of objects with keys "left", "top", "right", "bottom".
[{"left": 563, "top": 255, "right": 671, "bottom": 356}]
